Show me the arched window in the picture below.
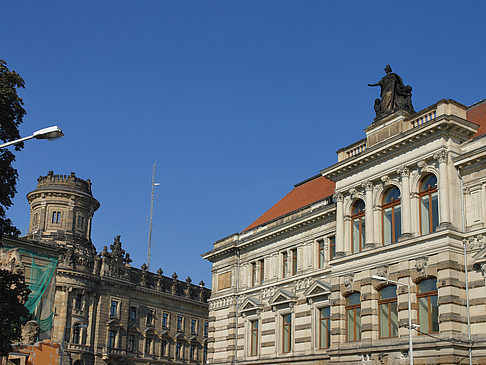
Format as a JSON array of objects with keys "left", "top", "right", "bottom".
[
  {"left": 345, "top": 293, "right": 361, "bottom": 342},
  {"left": 419, "top": 174, "right": 438, "bottom": 235},
  {"left": 382, "top": 187, "right": 401, "bottom": 245},
  {"left": 378, "top": 285, "right": 398, "bottom": 338},
  {"left": 351, "top": 200, "right": 365, "bottom": 253},
  {"left": 417, "top": 278, "right": 438, "bottom": 334}
]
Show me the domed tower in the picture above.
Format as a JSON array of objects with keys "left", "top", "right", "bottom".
[{"left": 26, "top": 171, "right": 100, "bottom": 246}]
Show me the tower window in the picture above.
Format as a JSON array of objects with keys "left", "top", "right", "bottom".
[{"left": 52, "top": 211, "right": 61, "bottom": 224}]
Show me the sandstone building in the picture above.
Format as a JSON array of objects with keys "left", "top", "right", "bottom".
[
  {"left": 203, "top": 69, "right": 486, "bottom": 364},
  {"left": 2, "top": 171, "right": 211, "bottom": 365}
]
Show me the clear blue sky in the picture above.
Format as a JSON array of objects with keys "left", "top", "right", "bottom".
[{"left": 2, "top": 1, "right": 486, "bottom": 287}]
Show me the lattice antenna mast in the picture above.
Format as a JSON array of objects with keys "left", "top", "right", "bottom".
[{"left": 147, "top": 161, "right": 159, "bottom": 271}]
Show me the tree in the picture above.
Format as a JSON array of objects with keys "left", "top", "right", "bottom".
[
  {"left": 0, "top": 59, "right": 26, "bottom": 238},
  {"left": 0, "top": 269, "right": 30, "bottom": 357},
  {"left": 0, "top": 60, "right": 29, "bottom": 357}
]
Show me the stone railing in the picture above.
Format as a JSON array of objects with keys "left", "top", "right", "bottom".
[
  {"left": 102, "top": 347, "right": 127, "bottom": 357},
  {"left": 410, "top": 109, "right": 437, "bottom": 128},
  {"left": 67, "top": 343, "right": 92, "bottom": 352},
  {"left": 337, "top": 138, "right": 367, "bottom": 161}
]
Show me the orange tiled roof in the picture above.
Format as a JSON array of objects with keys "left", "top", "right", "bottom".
[
  {"left": 244, "top": 175, "right": 335, "bottom": 231},
  {"left": 467, "top": 99, "right": 486, "bottom": 137}
]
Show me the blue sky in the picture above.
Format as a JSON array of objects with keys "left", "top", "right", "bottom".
[{"left": 2, "top": 1, "right": 486, "bottom": 287}]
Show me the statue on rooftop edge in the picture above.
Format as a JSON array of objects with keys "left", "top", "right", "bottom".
[{"left": 368, "top": 65, "right": 414, "bottom": 121}]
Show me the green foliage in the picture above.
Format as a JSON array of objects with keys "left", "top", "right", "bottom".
[
  {"left": 0, "top": 59, "right": 26, "bottom": 238},
  {"left": 0, "top": 269, "right": 30, "bottom": 357}
]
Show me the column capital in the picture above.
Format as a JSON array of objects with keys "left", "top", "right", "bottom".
[
  {"left": 397, "top": 166, "right": 410, "bottom": 178},
  {"left": 362, "top": 181, "right": 373, "bottom": 192},
  {"left": 333, "top": 192, "right": 344, "bottom": 202},
  {"left": 433, "top": 149, "right": 449, "bottom": 164}
]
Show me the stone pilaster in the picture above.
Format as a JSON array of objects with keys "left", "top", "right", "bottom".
[
  {"left": 363, "top": 182, "right": 375, "bottom": 249},
  {"left": 434, "top": 149, "right": 452, "bottom": 228},
  {"left": 334, "top": 193, "right": 345, "bottom": 257},
  {"left": 398, "top": 167, "right": 412, "bottom": 239}
]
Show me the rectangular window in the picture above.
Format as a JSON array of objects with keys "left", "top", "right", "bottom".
[
  {"left": 176, "top": 342, "right": 182, "bottom": 358},
  {"left": 129, "top": 306, "right": 137, "bottom": 322},
  {"left": 162, "top": 313, "right": 169, "bottom": 328},
  {"left": 251, "top": 262, "right": 257, "bottom": 287},
  {"left": 204, "top": 321, "right": 208, "bottom": 337},
  {"left": 52, "top": 211, "right": 61, "bottom": 224},
  {"left": 345, "top": 293, "right": 361, "bottom": 342},
  {"left": 146, "top": 309, "right": 154, "bottom": 326},
  {"left": 329, "top": 236, "right": 336, "bottom": 260},
  {"left": 250, "top": 320, "right": 259, "bottom": 356},
  {"left": 191, "top": 319, "right": 198, "bottom": 334},
  {"left": 177, "top": 315, "right": 184, "bottom": 332},
  {"left": 259, "top": 259, "right": 265, "bottom": 285},
  {"left": 282, "top": 314, "right": 292, "bottom": 353},
  {"left": 74, "top": 294, "right": 83, "bottom": 311},
  {"left": 145, "top": 337, "right": 152, "bottom": 354},
  {"left": 291, "top": 249, "right": 297, "bottom": 275},
  {"left": 203, "top": 346, "right": 208, "bottom": 363},
  {"left": 282, "top": 252, "right": 288, "bottom": 278},
  {"left": 127, "top": 334, "right": 135, "bottom": 352},
  {"left": 161, "top": 339, "right": 167, "bottom": 357},
  {"left": 319, "top": 307, "right": 331, "bottom": 349},
  {"left": 318, "top": 240, "right": 325, "bottom": 268},
  {"left": 110, "top": 300, "right": 118, "bottom": 317},
  {"left": 108, "top": 330, "right": 116, "bottom": 348},
  {"left": 190, "top": 344, "right": 196, "bottom": 360}
]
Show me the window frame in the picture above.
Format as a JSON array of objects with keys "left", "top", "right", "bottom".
[
  {"left": 417, "top": 278, "right": 439, "bottom": 334},
  {"left": 259, "top": 259, "right": 265, "bottom": 285},
  {"left": 419, "top": 174, "right": 439, "bottom": 235},
  {"left": 144, "top": 337, "right": 152, "bottom": 354},
  {"left": 378, "top": 285, "right": 398, "bottom": 339},
  {"left": 318, "top": 307, "right": 331, "bottom": 349},
  {"left": 282, "top": 313, "right": 292, "bottom": 353},
  {"left": 162, "top": 312, "right": 169, "bottom": 329},
  {"left": 345, "top": 293, "right": 361, "bottom": 342},
  {"left": 191, "top": 318, "right": 198, "bottom": 334},
  {"left": 318, "top": 239, "right": 325, "bottom": 268},
  {"left": 110, "top": 300, "right": 118, "bottom": 318},
  {"left": 382, "top": 187, "right": 401, "bottom": 245},
  {"left": 129, "top": 306, "right": 137, "bottom": 322},
  {"left": 291, "top": 248, "right": 298, "bottom": 275},
  {"left": 127, "top": 334, "right": 136, "bottom": 353},
  {"left": 108, "top": 329, "right": 117, "bottom": 349},
  {"left": 146, "top": 309, "right": 154, "bottom": 326},
  {"left": 250, "top": 319, "right": 259, "bottom": 357},
  {"left": 251, "top": 262, "right": 257, "bottom": 287},
  {"left": 351, "top": 200, "right": 365, "bottom": 253},
  {"left": 282, "top": 251, "right": 289, "bottom": 278},
  {"left": 177, "top": 315, "right": 184, "bottom": 332}
]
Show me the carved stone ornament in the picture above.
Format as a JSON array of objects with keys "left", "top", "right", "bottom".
[
  {"left": 433, "top": 149, "right": 449, "bottom": 164},
  {"left": 415, "top": 257, "right": 429, "bottom": 278},
  {"left": 417, "top": 160, "right": 427, "bottom": 171},
  {"left": 362, "top": 181, "right": 373, "bottom": 192},
  {"left": 374, "top": 265, "right": 388, "bottom": 279},
  {"left": 398, "top": 166, "right": 410, "bottom": 178},
  {"left": 343, "top": 274, "right": 354, "bottom": 292},
  {"left": 22, "top": 320, "right": 40, "bottom": 345},
  {"left": 480, "top": 263, "right": 486, "bottom": 278},
  {"left": 381, "top": 175, "right": 391, "bottom": 184},
  {"left": 333, "top": 192, "right": 344, "bottom": 202}
]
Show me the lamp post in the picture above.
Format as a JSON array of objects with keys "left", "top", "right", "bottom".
[
  {"left": 372, "top": 275, "right": 413, "bottom": 365},
  {"left": 0, "top": 126, "right": 64, "bottom": 149},
  {"left": 60, "top": 324, "right": 88, "bottom": 365}
]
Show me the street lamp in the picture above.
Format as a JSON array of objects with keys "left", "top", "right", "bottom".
[
  {"left": 60, "top": 324, "right": 88, "bottom": 365},
  {"left": 372, "top": 275, "right": 414, "bottom": 365},
  {"left": 0, "top": 126, "right": 64, "bottom": 149}
]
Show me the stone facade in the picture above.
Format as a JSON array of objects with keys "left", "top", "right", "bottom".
[
  {"left": 5, "top": 171, "right": 211, "bottom": 365},
  {"left": 203, "top": 98, "right": 486, "bottom": 364}
]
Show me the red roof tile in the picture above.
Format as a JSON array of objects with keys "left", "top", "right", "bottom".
[
  {"left": 244, "top": 176, "right": 335, "bottom": 231},
  {"left": 467, "top": 99, "right": 486, "bottom": 137}
]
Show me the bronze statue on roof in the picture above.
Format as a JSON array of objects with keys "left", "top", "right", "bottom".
[{"left": 368, "top": 65, "right": 414, "bottom": 121}]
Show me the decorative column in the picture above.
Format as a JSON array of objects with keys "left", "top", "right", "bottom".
[
  {"left": 363, "top": 181, "right": 375, "bottom": 249},
  {"left": 434, "top": 149, "right": 452, "bottom": 228},
  {"left": 398, "top": 167, "right": 412, "bottom": 239},
  {"left": 334, "top": 193, "right": 345, "bottom": 257}
]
